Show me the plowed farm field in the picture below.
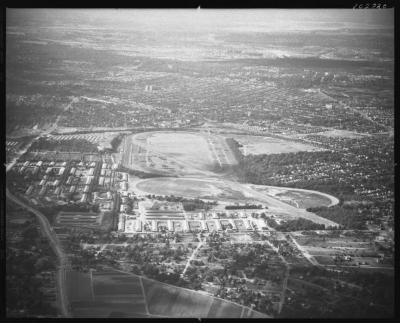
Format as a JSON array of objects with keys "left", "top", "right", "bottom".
[{"left": 66, "top": 269, "right": 269, "bottom": 318}]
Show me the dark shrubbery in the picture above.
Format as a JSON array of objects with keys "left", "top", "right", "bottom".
[{"left": 30, "top": 137, "right": 98, "bottom": 153}]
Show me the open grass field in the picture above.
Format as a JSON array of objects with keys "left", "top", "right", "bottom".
[
  {"left": 66, "top": 268, "right": 268, "bottom": 318},
  {"left": 289, "top": 233, "right": 393, "bottom": 269},
  {"left": 133, "top": 177, "right": 294, "bottom": 205},
  {"left": 313, "top": 129, "right": 368, "bottom": 139},
  {"left": 67, "top": 269, "right": 148, "bottom": 318},
  {"left": 135, "top": 177, "right": 248, "bottom": 201},
  {"left": 293, "top": 234, "right": 376, "bottom": 249},
  {"left": 66, "top": 270, "right": 93, "bottom": 303},
  {"left": 274, "top": 191, "right": 333, "bottom": 208},
  {"left": 145, "top": 132, "right": 214, "bottom": 170},
  {"left": 120, "top": 131, "right": 238, "bottom": 176},
  {"left": 231, "top": 134, "right": 323, "bottom": 156}
]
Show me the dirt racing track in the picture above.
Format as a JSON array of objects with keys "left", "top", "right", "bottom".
[{"left": 120, "top": 130, "right": 339, "bottom": 227}]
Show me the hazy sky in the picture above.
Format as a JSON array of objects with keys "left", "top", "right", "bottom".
[{"left": 7, "top": 9, "right": 394, "bottom": 32}]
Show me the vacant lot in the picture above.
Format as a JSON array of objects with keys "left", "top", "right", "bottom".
[
  {"left": 145, "top": 132, "right": 214, "bottom": 170},
  {"left": 231, "top": 135, "right": 322, "bottom": 156}
]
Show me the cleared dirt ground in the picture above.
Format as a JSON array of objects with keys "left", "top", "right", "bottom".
[{"left": 229, "top": 134, "right": 323, "bottom": 156}]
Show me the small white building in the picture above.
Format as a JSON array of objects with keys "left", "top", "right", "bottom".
[
  {"left": 25, "top": 185, "right": 34, "bottom": 195},
  {"left": 118, "top": 214, "right": 126, "bottom": 231},
  {"left": 120, "top": 204, "right": 128, "bottom": 213},
  {"left": 39, "top": 186, "right": 47, "bottom": 196},
  {"left": 80, "top": 193, "right": 88, "bottom": 203},
  {"left": 135, "top": 220, "right": 142, "bottom": 232}
]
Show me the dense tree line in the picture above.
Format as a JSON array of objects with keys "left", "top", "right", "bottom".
[
  {"left": 306, "top": 205, "right": 367, "bottom": 230},
  {"left": 117, "top": 166, "right": 166, "bottom": 179},
  {"left": 235, "top": 151, "right": 341, "bottom": 186},
  {"left": 6, "top": 103, "right": 59, "bottom": 132},
  {"left": 281, "top": 265, "right": 394, "bottom": 318},
  {"left": 6, "top": 220, "right": 58, "bottom": 317},
  {"left": 30, "top": 137, "right": 98, "bottom": 153},
  {"left": 109, "top": 133, "right": 125, "bottom": 152},
  {"left": 234, "top": 146, "right": 392, "bottom": 199},
  {"left": 144, "top": 194, "right": 218, "bottom": 210},
  {"left": 225, "top": 204, "right": 263, "bottom": 210},
  {"left": 265, "top": 217, "right": 325, "bottom": 231}
]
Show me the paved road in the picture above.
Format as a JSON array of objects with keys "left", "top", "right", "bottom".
[
  {"left": 264, "top": 239, "right": 290, "bottom": 314},
  {"left": 288, "top": 234, "right": 320, "bottom": 266},
  {"left": 6, "top": 188, "right": 71, "bottom": 317},
  {"left": 181, "top": 236, "right": 204, "bottom": 276}
]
